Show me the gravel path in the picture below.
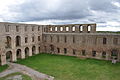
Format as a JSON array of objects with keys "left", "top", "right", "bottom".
[{"left": 0, "top": 62, "right": 54, "bottom": 80}]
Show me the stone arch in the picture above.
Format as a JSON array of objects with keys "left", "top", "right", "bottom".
[
  {"left": 16, "top": 49, "right": 22, "bottom": 59},
  {"left": 6, "top": 51, "right": 12, "bottom": 62},
  {"left": 25, "top": 47, "right": 29, "bottom": 57},
  {"left": 6, "top": 36, "right": 12, "bottom": 48},
  {"left": 32, "top": 46, "right": 36, "bottom": 55},
  {"left": 16, "top": 36, "right": 21, "bottom": 47}
]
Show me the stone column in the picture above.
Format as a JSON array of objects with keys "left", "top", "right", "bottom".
[
  {"left": 63, "top": 26, "right": 66, "bottom": 32},
  {"left": 29, "top": 46, "right": 32, "bottom": 56},
  {"left": 82, "top": 25, "right": 88, "bottom": 33},
  {"left": 75, "top": 25, "right": 80, "bottom": 33},
  {"left": 12, "top": 50, "right": 17, "bottom": 62},
  {"left": 35, "top": 45, "right": 39, "bottom": 54},
  {"left": 90, "top": 24, "right": 96, "bottom": 33},
  {"left": 21, "top": 49, "right": 25, "bottom": 59}
]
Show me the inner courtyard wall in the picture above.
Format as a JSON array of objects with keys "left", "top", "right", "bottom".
[{"left": 0, "top": 22, "right": 120, "bottom": 65}]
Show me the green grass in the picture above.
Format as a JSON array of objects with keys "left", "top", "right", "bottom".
[
  {"left": 0, "top": 72, "right": 32, "bottom": 80},
  {"left": 17, "top": 53, "right": 120, "bottom": 80},
  {"left": 0, "top": 64, "right": 8, "bottom": 72}
]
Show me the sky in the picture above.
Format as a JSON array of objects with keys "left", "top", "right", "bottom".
[{"left": 0, "top": 0, "right": 120, "bottom": 31}]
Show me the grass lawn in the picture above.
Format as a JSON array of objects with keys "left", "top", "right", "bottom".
[
  {"left": 0, "top": 64, "right": 8, "bottom": 72},
  {"left": 17, "top": 53, "right": 120, "bottom": 80},
  {"left": 0, "top": 72, "right": 32, "bottom": 80}
]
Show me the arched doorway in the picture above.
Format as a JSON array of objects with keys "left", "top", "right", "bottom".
[
  {"left": 6, "top": 51, "right": 12, "bottom": 62},
  {"left": 32, "top": 46, "right": 36, "bottom": 55},
  {"left": 16, "top": 49, "right": 21, "bottom": 59},
  {"left": 25, "top": 47, "right": 29, "bottom": 58},
  {"left": 6, "top": 36, "right": 12, "bottom": 48},
  {"left": 111, "top": 49, "right": 118, "bottom": 60},
  {"left": 16, "top": 36, "right": 21, "bottom": 47}
]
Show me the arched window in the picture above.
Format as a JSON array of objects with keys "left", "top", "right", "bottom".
[
  {"left": 66, "top": 27, "right": 69, "bottom": 31},
  {"left": 16, "top": 36, "right": 21, "bottom": 47},
  {"left": 72, "top": 26, "right": 75, "bottom": 31},
  {"left": 25, "top": 47, "right": 29, "bottom": 57},
  {"left": 25, "top": 37, "right": 28, "bottom": 43},
  {"left": 6, "top": 36, "right": 12, "bottom": 48},
  {"left": 55, "top": 27, "right": 57, "bottom": 31},
  {"left": 80, "top": 26, "right": 83, "bottom": 32},
  {"left": 16, "top": 49, "right": 21, "bottom": 59},
  {"left": 6, "top": 51, "right": 12, "bottom": 62},
  {"left": 60, "top": 27, "right": 63, "bottom": 31},
  {"left": 88, "top": 25, "right": 91, "bottom": 32}
]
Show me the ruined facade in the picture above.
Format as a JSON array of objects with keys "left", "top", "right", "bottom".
[{"left": 0, "top": 22, "right": 120, "bottom": 65}]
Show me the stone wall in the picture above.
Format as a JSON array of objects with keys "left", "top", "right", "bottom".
[{"left": 0, "top": 22, "right": 120, "bottom": 65}]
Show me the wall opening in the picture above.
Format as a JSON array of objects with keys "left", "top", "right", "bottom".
[{"left": 16, "top": 36, "right": 21, "bottom": 47}]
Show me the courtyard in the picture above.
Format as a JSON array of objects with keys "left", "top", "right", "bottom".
[{"left": 16, "top": 53, "right": 120, "bottom": 80}]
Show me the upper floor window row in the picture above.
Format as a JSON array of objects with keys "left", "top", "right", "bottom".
[
  {"left": 49, "top": 25, "right": 92, "bottom": 32},
  {"left": 5, "top": 25, "right": 41, "bottom": 32}
]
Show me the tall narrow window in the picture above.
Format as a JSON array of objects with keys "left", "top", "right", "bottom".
[
  {"left": 103, "top": 38, "right": 107, "bottom": 44},
  {"left": 57, "top": 48, "right": 60, "bottom": 53},
  {"left": 64, "top": 48, "right": 67, "bottom": 54},
  {"left": 16, "top": 26, "right": 19, "bottom": 32},
  {"left": 25, "top": 37, "right": 28, "bottom": 43},
  {"left": 92, "top": 51, "right": 96, "bottom": 57},
  {"left": 38, "top": 36, "right": 40, "bottom": 41},
  {"left": 73, "top": 49, "right": 76, "bottom": 55},
  {"left": 64, "top": 36, "right": 67, "bottom": 43},
  {"left": 113, "top": 38, "right": 118, "bottom": 45},
  {"left": 5, "top": 25, "right": 9, "bottom": 32}
]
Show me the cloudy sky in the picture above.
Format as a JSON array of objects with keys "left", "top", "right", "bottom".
[{"left": 0, "top": 0, "right": 120, "bottom": 31}]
